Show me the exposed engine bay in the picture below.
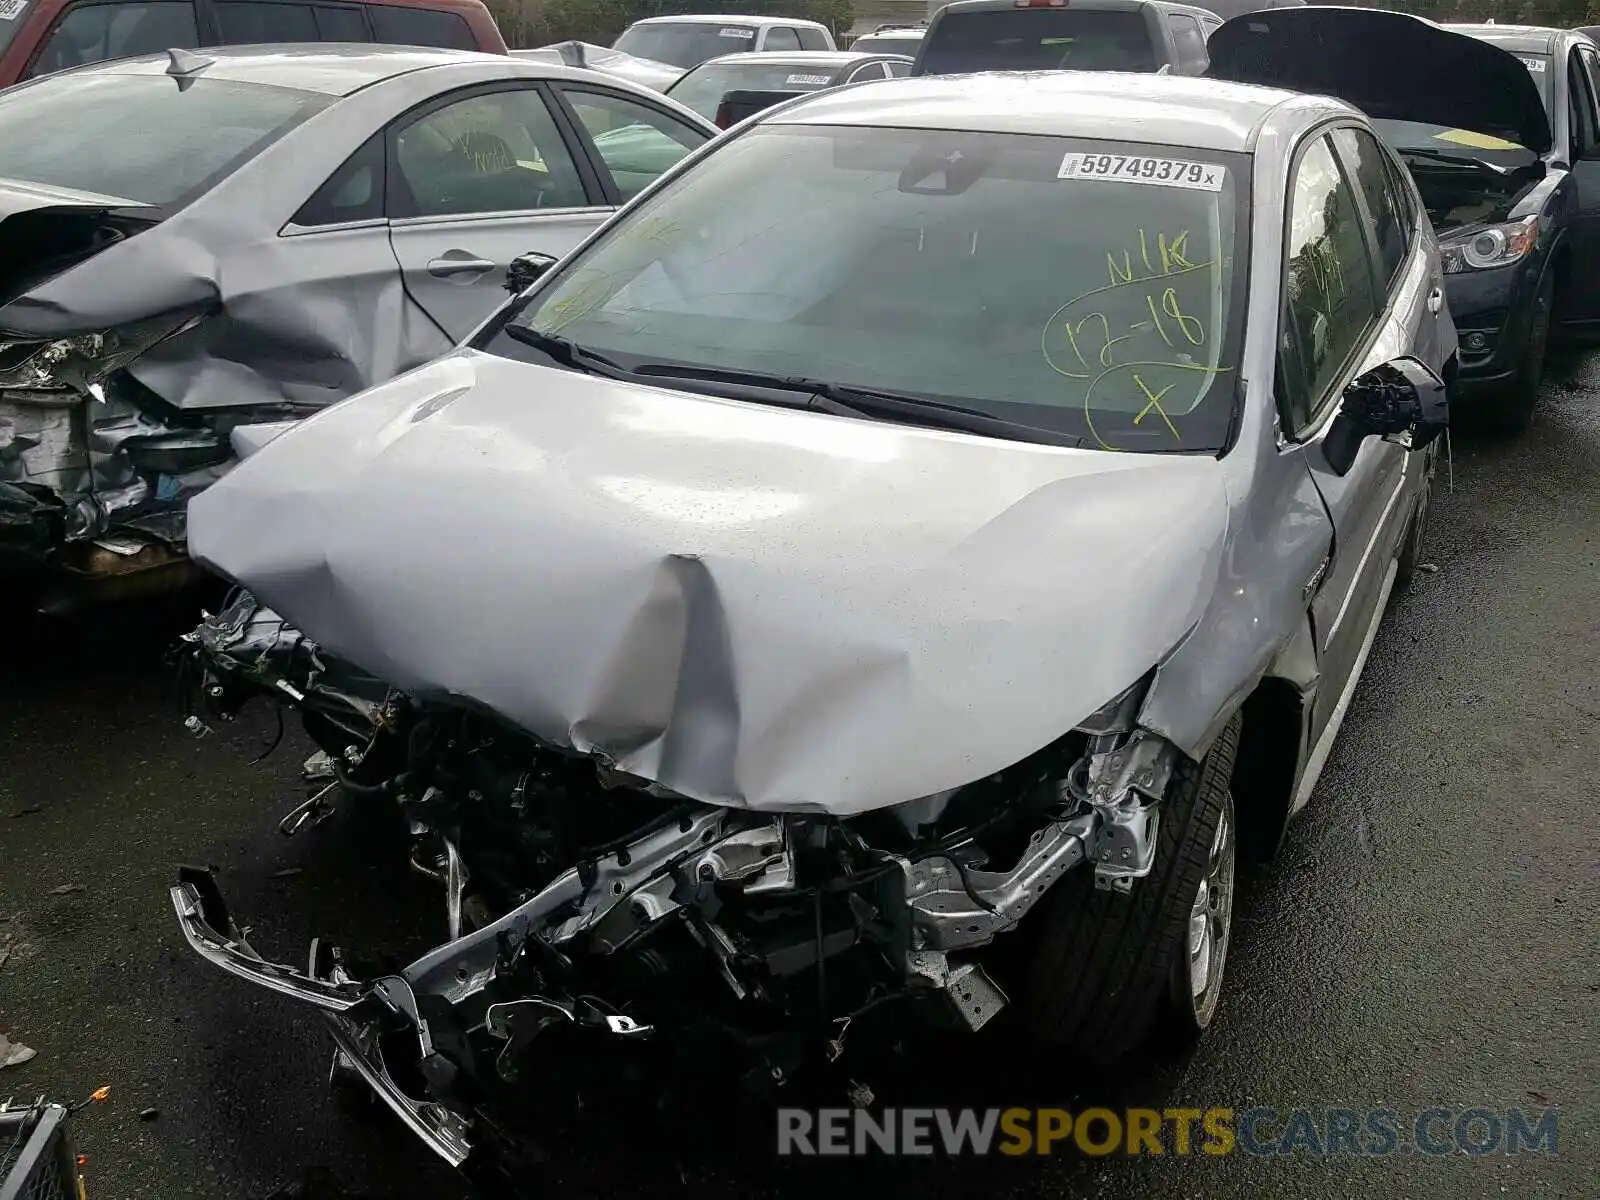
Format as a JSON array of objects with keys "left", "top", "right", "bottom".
[
  {"left": 1401, "top": 155, "right": 1543, "bottom": 232},
  {"left": 171, "top": 590, "right": 1180, "bottom": 1175}
]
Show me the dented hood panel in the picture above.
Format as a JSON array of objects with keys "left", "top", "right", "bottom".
[
  {"left": 188, "top": 352, "right": 1230, "bottom": 815},
  {"left": 1206, "top": 8, "right": 1553, "bottom": 155}
]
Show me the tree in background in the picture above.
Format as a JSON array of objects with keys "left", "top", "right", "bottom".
[
  {"left": 1332, "top": 0, "right": 1593, "bottom": 24},
  {"left": 489, "top": 0, "right": 856, "bottom": 48}
]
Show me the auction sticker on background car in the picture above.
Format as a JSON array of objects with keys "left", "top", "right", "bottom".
[
  {"left": 0, "top": 0, "right": 29, "bottom": 20},
  {"left": 1057, "top": 152, "right": 1225, "bottom": 190}
]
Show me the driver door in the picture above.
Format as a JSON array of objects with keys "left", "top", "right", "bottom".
[
  {"left": 385, "top": 84, "right": 610, "bottom": 341},
  {"left": 1276, "top": 128, "right": 1421, "bottom": 793}
]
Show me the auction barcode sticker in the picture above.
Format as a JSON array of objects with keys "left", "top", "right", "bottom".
[
  {"left": 785, "top": 73, "right": 832, "bottom": 85},
  {"left": 0, "top": 0, "right": 29, "bottom": 21},
  {"left": 720, "top": 26, "right": 755, "bottom": 37},
  {"left": 1519, "top": 55, "right": 1546, "bottom": 72},
  {"left": 1057, "top": 152, "right": 1225, "bottom": 192}
]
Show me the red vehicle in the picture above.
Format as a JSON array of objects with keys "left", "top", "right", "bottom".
[{"left": 0, "top": 0, "right": 506, "bottom": 89}]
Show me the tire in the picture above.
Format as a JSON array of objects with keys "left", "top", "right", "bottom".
[
  {"left": 1484, "top": 270, "right": 1553, "bottom": 435},
  {"left": 1022, "top": 714, "right": 1241, "bottom": 1063}
]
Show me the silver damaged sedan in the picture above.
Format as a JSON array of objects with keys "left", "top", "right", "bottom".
[{"left": 169, "top": 72, "right": 1455, "bottom": 1173}]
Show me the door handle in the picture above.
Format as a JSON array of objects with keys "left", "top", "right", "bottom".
[
  {"left": 427, "top": 255, "right": 497, "bottom": 279},
  {"left": 1427, "top": 286, "right": 1444, "bottom": 314}
]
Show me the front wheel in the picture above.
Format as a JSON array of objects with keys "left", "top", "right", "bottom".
[
  {"left": 1021, "top": 715, "right": 1241, "bottom": 1063},
  {"left": 1484, "top": 270, "right": 1554, "bottom": 435}
]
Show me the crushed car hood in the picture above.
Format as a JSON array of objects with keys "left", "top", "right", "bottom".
[
  {"left": 1206, "top": 7, "right": 1552, "bottom": 156},
  {"left": 187, "top": 352, "right": 1229, "bottom": 816}
]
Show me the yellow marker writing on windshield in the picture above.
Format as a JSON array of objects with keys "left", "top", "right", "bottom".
[
  {"left": 1434, "top": 128, "right": 1524, "bottom": 151},
  {"left": 1133, "top": 373, "right": 1182, "bottom": 440}
]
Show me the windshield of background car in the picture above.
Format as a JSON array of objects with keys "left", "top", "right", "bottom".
[
  {"left": 917, "top": 9, "right": 1159, "bottom": 74},
  {"left": 485, "top": 124, "right": 1249, "bottom": 454},
  {"left": 1372, "top": 117, "right": 1538, "bottom": 164},
  {"left": 614, "top": 23, "right": 758, "bottom": 68},
  {"left": 0, "top": 72, "right": 331, "bottom": 209},
  {"left": 668, "top": 61, "right": 837, "bottom": 119}
]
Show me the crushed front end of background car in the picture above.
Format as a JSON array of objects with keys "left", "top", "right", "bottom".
[{"left": 169, "top": 589, "right": 1187, "bottom": 1175}]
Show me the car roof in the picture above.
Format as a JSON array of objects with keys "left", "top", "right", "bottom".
[
  {"left": 691, "top": 51, "right": 890, "bottom": 68},
  {"left": 57, "top": 44, "right": 603, "bottom": 96},
  {"left": 762, "top": 71, "right": 1306, "bottom": 152},
  {"left": 1445, "top": 23, "right": 1562, "bottom": 53},
  {"left": 630, "top": 13, "right": 828, "bottom": 28},
  {"left": 67, "top": 44, "right": 505, "bottom": 95}
]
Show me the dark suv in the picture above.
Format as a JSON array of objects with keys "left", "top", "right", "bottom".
[{"left": 0, "top": 0, "right": 506, "bottom": 89}]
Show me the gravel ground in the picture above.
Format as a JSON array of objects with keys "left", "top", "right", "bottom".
[{"left": 1, "top": 360, "right": 1596, "bottom": 1198}]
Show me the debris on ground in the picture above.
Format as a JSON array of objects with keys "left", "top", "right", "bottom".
[
  {"left": 301, "top": 750, "right": 336, "bottom": 784},
  {"left": 268, "top": 867, "right": 304, "bottom": 880},
  {"left": 0, "top": 1033, "right": 37, "bottom": 1069},
  {"left": 48, "top": 883, "right": 85, "bottom": 896},
  {"left": 9, "top": 806, "right": 43, "bottom": 818},
  {"left": 1417, "top": 562, "right": 1440, "bottom": 574},
  {"left": 137, "top": 1107, "right": 159, "bottom": 1122}
]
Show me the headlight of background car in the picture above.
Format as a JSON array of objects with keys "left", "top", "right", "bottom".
[
  {"left": 1441, "top": 215, "right": 1539, "bottom": 274},
  {"left": 0, "top": 312, "right": 202, "bottom": 399}
]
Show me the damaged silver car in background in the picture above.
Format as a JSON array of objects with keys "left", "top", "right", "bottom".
[
  {"left": 0, "top": 44, "right": 713, "bottom": 608},
  {"left": 168, "top": 72, "right": 1451, "bottom": 1184}
]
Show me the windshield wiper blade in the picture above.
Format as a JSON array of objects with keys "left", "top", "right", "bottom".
[
  {"left": 503, "top": 325, "right": 635, "bottom": 378},
  {"left": 1397, "top": 146, "right": 1514, "bottom": 174},
  {"left": 630, "top": 363, "right": 1083, "bottom": 447}
]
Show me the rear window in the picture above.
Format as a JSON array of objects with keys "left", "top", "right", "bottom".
[
  {"left": 917, "top": 8, "right": 1159, "bottom": 75},
  {"left": 0, "top": 73, "right": 331, "bottom": 209},
  {"left": 614, "top": 22, "right": 758, "bottom": 69},
  {"left": 850, "top": 33, "right": 921, "bottom": 54},
  {"left": 370, "top": 5, "right": 474, "bottom": 49},
  {"left": 667, "top": 61, "right": 836, "bottom": 120}
]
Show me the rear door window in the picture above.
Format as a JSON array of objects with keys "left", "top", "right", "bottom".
[
  {"left": 917, "top": 9, "right": 1159, "bottom": 75},
  {"left": 762, "top": 25, "right": 801, "bottom": 50},
  {"left": 311, "top": 4, "right": 366, "bottom": 39},
  {"left": 845, "top": 61, "right": 888, "bottom": 82},
  {"left": 26, "top": 1, "right": 199, "bottom": 78},
  {"left": 1332, "top": 126, "right": 1409, "bottom": 287},
  {"left": 369, "top": 4, "right": 474, "bottom": 49},
  {"left": 796, "top": 25, "right": 828, "bottom": 49},
  {"left": 215, "top": 2, "right": 317, "bottom": 42}
]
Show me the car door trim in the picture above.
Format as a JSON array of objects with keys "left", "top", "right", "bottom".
[
  {"left": 1321, "top": 468, "right": 1406, "bottom": 645},
  {"left": 280, "top": 217, "right": 389, "bottom": 237},
  {"left": 388, "top": 206, "right": 603, "bottom": 230},
  {"left": 1291, "top": 555, "right": 1400, "bottom": 815}
]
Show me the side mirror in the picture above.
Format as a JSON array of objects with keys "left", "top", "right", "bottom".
[
  {"left": 1323, "top": 356, "right": 1449, "bottom": 477},
  {"left": 505, "top": 251, "right": 558, "bottom": 294}
]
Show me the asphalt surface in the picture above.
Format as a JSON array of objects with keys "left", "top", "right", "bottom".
[{"left": 1, "top": 362, "right": 1597, "bottom": 1199}]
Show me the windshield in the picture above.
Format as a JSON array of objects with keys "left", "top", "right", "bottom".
[
  {"left": 917, "top": 9, "right": 1159, "bottom": 75},
  {"left": 668, "top": 62, "right": 837, "bottom": 120},
  {"left": 1373, "top": 118, "right": 1537, "bottom": 161},
  {"left": 482, "top": 124, "right": 1248, "bottom": 453},
  {"left": 0, "top": 73, "right": 330, "bottom": 209},
  {"left": 614, "top": 23, "right": 758, "bottom": 69}
]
